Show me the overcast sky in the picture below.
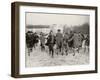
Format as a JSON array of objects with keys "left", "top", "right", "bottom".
[{"left": 26, "top": 12, "right": 89, "bottom": 26}]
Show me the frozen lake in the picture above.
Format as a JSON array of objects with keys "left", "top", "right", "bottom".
[{"left": 25, "top": 46, "right": 89, "bottom": 67}]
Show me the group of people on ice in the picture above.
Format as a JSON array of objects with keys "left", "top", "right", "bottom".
[{"left": 26, "top": 29, "right": 89, "bottom": 57}]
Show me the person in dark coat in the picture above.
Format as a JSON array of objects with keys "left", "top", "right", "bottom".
[
  {"left": 84, "top": 34, "right": 89, "bottom": 52},
  {"left": 46, "top": 31, "right": 55, "bottom": 58},
  {"left": 85, "top": 34, "right": 89, "bottom": 46},
  {"left": 26, "top": 31, "right": 34, "bottom": 56},
  {"left": 68, "top": 31, "right": 83, "bottom": 56},
  {"left": 63, "top": 32, "right": 69, "bottom": 55},
  {"left": 68, "top": 31, "right": 74, "bottom": 48},
  {"left": 56, "top": 29, "right": 63, "bottom": 55}
]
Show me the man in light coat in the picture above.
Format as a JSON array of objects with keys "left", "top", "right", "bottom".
[{"left": 56, "top": 29, "right": 63, "bottom": 55}]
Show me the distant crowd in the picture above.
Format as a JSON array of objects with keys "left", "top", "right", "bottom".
[{"left": 26, "top": 29, "right": 89, "bottom": 57}]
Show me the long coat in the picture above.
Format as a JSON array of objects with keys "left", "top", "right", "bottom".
[
  {"left": 56, "top": 32, "right": 63, "bottom": 46},
  {"left": 68, "top": 33, "right": 82, "bottom": 48},
  {"left": 63, "top": 33, "right": 69, "bottom": 49},
  {"left": 26, "top": 31, "right": 34, "bottom": 48}
]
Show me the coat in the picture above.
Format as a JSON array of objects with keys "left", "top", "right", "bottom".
[
  {"left": 56, "top": 32, "right": 63, "bottom": 46},
  {"left": 46, "top": 34, "right": 55, "bottom": 45},
  {"left": 68, "top": 33, "right": 82, "bottom": 48},
  {"left": 40, "top": 35, "right": 45, "bottom": 45},
  {"left": 26, "top": 31, "right": 34, "bottom": 48},
  {"left": 63, "top": 34, "right": 69, "bottom": 49}
]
